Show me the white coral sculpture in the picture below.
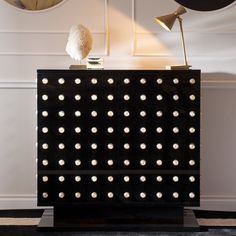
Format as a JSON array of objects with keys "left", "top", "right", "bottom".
[{"left": 66, "top": 24, "right": 93, "bottom": 62}]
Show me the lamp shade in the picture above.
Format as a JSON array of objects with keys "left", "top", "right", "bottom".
[
  {"left": 155, "top": 6, "right": 187, "bottom": 31},
  {"left": 155, "top": 14, "right": 177, "bottom": 31}
]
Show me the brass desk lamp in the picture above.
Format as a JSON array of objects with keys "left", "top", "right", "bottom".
[{"left": 155, "top": 6, "right": 191, "bottom": 70}]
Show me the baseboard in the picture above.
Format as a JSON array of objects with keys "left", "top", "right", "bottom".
[
  {"left": 190, "top": 195, "right": 236, "bottom": 212},
  {"left": 1, "top": 195, "right": 236, "bottom": 211},
  {"left": 0, "top": 195, "right": 37, "bottom": 210}
]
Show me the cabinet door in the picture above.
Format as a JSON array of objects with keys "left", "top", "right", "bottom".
[{"left": 37, "top": 70, "right": 200, "bottom": 206}]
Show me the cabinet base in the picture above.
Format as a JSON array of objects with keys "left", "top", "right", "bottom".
[{"left": 38, "top": 208, "right": 199, "bottom": 232}]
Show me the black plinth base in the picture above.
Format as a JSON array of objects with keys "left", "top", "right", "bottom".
[{"left": 38, "top": 207, "right": 199, "bottom": 232}]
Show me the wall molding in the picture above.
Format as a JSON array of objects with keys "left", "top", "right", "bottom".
[
  {"left": 0, "top": 52, "right": 90, "bottom": 56},
  {"left": 132, "top": 0, "right": 137, "bottom": 57},
  {"left": 104, "top": 0, "right": 110, "bottom": 56},
  {"left": 131, "top": 0, "right": 170, "bottom": 57},
  {"left": 132, "top": 32, "right": 236, "bottom": 57},
  {"left": 0, "top": 31, "right": 108, "bottom": 56},
  {"left": 131, "top": 0, "right": 236, "bottom": 57},
  {"left": 0, "top": 30, "right": 105, "bottom": 34},
  {"left": 0, "top": 80, "right": 36, "bottom": 89},
  {"left": 0, "top": 0, "right": 109, "bottom": 57}
]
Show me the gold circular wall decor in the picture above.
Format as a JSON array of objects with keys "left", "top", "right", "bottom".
[
  {"left": 174, "top": 0, "right": 235, "bottom": 11},
  {"left": 4, "top": 0, "right": 65, "bottom": 11}
]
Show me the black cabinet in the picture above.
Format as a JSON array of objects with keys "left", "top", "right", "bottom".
[{"left": 37, "top": 69, "right": 200, "bottom": 231}]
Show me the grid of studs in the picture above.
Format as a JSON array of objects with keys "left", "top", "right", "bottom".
[
  {"left": 37, "top": 71, "right": 200, "bottom": 205},
  {"left": 38, "top": 74, "right": 199, "bottom": 171},
  {"left": 38, "top": 174, "right": 199, "bottom": 205}
]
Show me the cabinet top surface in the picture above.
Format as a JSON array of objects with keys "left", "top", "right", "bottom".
[
  {"left": 38, "top": 69, "right": 200, "bottom": 71},
  {"left": 38, "top": 69, "right": 201, "bottom": 74}
]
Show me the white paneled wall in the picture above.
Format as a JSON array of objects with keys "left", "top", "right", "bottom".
[{"left": 0, "top": 0, "right": 236, "bottom": 210}]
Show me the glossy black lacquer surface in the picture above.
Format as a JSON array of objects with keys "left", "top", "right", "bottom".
[{"left": 37, "top": 70, "right": 200, "bottom": 207}]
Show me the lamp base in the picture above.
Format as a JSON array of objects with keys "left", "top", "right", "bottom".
[
  {"left": 69, "top": 65, "right": 87, "bottom": 70},
  {"left": 166, "top": 65, "right": 191, "bottom": 70}
]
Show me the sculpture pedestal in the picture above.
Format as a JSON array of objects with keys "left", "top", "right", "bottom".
[{"left": 38, "top": 207, "right": 199, "bottom": 232}]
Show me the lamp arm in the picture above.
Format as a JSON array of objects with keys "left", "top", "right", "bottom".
[{"left": 177, "top": 16, "right": 188, "bottom": 67}]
